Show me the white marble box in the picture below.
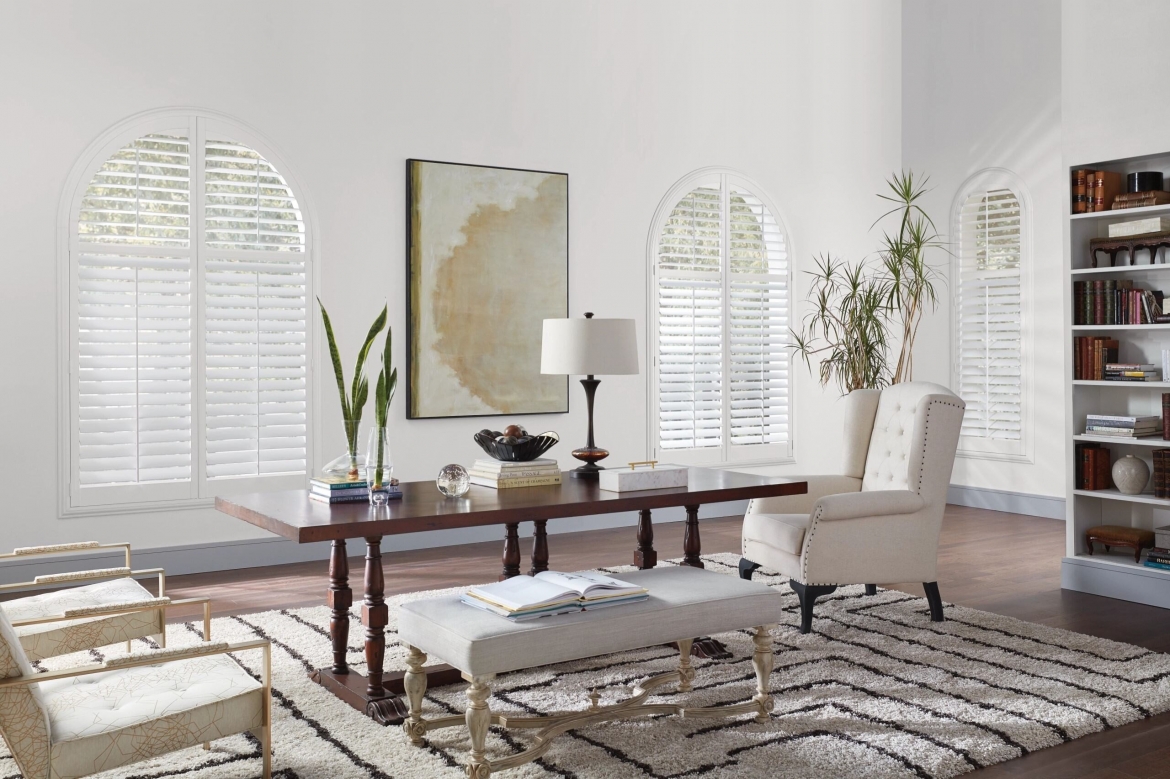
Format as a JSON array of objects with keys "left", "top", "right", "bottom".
[
  {"left": 598, "top": 465, "right": 688, "bottom": 492},
  {"left": 1156, "top": 525, "right": 1170, "bottom": 549}
]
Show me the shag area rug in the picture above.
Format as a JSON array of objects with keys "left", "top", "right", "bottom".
[{"left": 6, "top": 553, "right": 1170, "bottom": 779}]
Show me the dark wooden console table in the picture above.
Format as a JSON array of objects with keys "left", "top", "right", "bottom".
[{"left": 215, "top": 467, "right": 805, "bottom": 724}]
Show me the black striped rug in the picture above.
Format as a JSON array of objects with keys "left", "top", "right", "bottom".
[{"left": 7, "top": 552, "right": 1170, "bottom": 779}]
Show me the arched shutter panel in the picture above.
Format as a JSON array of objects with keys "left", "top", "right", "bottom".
[
  {"left": 957, "top": 187, "right": 1023, "bottom": 447},
  {"left": 653, "top": 174, "right": 790, "bottom": 462}
]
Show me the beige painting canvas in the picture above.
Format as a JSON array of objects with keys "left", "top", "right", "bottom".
[{"left": 407, "top": 160, "right": 568, "bottom": 418}]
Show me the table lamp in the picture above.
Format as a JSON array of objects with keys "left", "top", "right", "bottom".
[{"left": 541, "top": 313, "right": 639, "bottom": 480}]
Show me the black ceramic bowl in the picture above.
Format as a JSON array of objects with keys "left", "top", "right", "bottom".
[{"left": 473, "top": 430, "right": 560, "bottom": 462}]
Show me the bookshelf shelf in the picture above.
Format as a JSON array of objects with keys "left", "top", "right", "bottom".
[
  {"left": 1071, "top": 264, "right": 1170, "bottom": 277},
  {"left": 1072, "top": 380, "right": 1170, "bottom": 387},
  {"left": 1072, "top": 324, "right": 1170, "bottom": 331},
  {"left": 1070, "top": 202, "right": 1170, "bottom": 221},
  {"left": 1072, "top": 488, "right": 1168, "bottom": 506},
  {"left": 1067, "top": 553, "right": 1170, "bottom": 578},
  {"left": 1073, "top": 434, "right": 1170, "bottom": 447}
]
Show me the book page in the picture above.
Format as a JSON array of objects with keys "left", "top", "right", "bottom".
[
  {"left": 466, "top": 576, "right": 576, "bottom": 611},
  {"left": 534, "top": 570, "right": 643, "bottom": 597}
]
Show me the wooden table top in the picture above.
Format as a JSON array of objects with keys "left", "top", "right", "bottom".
[{"left": 215, "top": 467, "right": 807, "bottom": 543}]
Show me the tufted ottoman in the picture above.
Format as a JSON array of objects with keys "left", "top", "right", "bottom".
[{"left": 397, "top": 566, "right": 781, "bottom": 777}]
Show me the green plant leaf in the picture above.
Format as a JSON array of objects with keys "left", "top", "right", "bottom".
[
  {"left": 317, "top": 298, "right": 351, "bottom": 422},
  {"left": 350, "top": 305, "right": 388, "bottom": 415}
]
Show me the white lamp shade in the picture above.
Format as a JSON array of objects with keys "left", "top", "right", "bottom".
[{"left": 541, "top": 317, "right": 639, "bottom": 376}]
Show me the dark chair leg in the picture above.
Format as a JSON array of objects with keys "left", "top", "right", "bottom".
[
  {"left": 923, "top": 582, "right": 944, "bottom": 622},
  {"left": 864, "top": 584, "right": 877, "bottom": 596},
  {"left": 739, "top": 558, "right": 761, "bottom": 581},
  {"left": 789, "top": 580, "right": 837, "bottom": 634}
]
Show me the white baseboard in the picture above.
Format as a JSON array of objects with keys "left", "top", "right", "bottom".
[
  {"left": 947, "top": 484, "right": 1065, "bottom": 520},
  {"left": 1061, "top": 556, "right": 1170, "bottom": 609},
  {"left": 0, "top": 501, "right": 747, "bottom": 585}
]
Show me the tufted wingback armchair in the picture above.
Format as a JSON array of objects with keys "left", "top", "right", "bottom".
[{"left": 740, "top": 382, "right": 965, "bottom": 633}]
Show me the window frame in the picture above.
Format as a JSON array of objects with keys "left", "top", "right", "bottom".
[
  {"left": 57, "top": 109, "right": 317, "bottom": 517},
  {"left": 950, "top": 167, "right": 1033, "bottom": 463},
  {"left": 645, "top": 167, "right": 795, "bottom": 468}
]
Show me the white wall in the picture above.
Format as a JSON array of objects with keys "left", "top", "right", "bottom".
[
  {"left": 901, "top": 0, "right": 1064, "bottom": 500},
  {"left": 0, "top": 1, "right": 902, "bottom": 565}
]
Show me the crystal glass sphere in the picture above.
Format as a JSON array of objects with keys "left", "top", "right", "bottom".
[{"left": 436, "top": 464, "right": 470, "bottom": 497}]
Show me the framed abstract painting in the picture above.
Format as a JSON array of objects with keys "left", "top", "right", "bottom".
[{"left": 407, "top": 159, "right": 569, "bottom": 419}]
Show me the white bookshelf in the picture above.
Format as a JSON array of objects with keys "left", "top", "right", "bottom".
[{"left": 1063, "top": 152, "right": 1170, "bottom": 608}]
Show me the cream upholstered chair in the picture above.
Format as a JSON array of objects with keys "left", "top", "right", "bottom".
[
  {"left": 0, "top": 542, "right": 210, "bottom": 662},
  {"left": 739, "top": 382, "right": 965, "bottom": 633},
  {"left": 0, "top": 606, "right": 271, "bottom": 779}
]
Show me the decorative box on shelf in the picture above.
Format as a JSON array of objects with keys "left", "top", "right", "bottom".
[{"left": 598, "top": 461, "right": 688, "bottom": 493}]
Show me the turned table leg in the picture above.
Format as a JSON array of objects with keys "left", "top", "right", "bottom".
[
  {"left": 681, "top": 504, "right": 703, "bottom": 568},
  {"left": 529, "top": 519, "right": 549, "bottom": 576},
  {"left": 501, "top": 522, "right": 522, "bottom": 580},
  {"left": 363, "top": 536, "right": 388, "bottom": 698},
  {"left": 328, "top": 539, "right": 351, "bottom": 675},
  {"left": 679, "top": 504, "right": 731, "bottom": 658},
  {"left": 634, "top": 509, "right": 657, "bottom": 569}
]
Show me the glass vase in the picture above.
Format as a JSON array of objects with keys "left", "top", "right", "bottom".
[
  {"left": 365, "top": 426, "right": 394, "bottom": 505},
  {"left": 323, "top": 419, "right": 365, "bottom": 479}
]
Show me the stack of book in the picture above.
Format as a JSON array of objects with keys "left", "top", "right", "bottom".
[
  {"left": 309, "top": 476, "right": 402, "bottom": 504},
  {"left": 1084, "top": 414, "right": 1161, "bottom": 438},
  {"left": 1154, "top": 449, "right": 1170, "bottom": 498},
  {"left": 1112, "top": 191, "right": 1170, "bottom": 210},
  {"left": 1074, "top": 442, "right": 1112, "bottom": 490},
  {"left": 1103, "top": 364, "right": 1163, "bottom": 383},
  {"left": 461, "top": 571, "right": 649, "bottom": 621},
  {"left": 469, "top": 458, "right": 561, "bottom": 489},
  {"left": 1072, "top": 279, "right": 1164, "bottom": 326},
  {"left": 1072, "top": 337, "right": 1119, "bottom": 380},
  {"left": 1144, "top": 548, "right": 1170, "bottom": 570}
]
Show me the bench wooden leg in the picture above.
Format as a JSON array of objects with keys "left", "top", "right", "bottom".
[
  {"left": 752, "top": 625, "right": 775, "bottom": 723},
  {"left": 466, "top": 674, "right": 494, "bottom": 778},
  {"left": 675, "top": 638, "right": 695, "bottom": 692},
  {"left": 403, "top": 646, "right": 428, "bottom": 746}
]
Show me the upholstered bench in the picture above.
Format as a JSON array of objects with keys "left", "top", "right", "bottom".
[{"left": 397, "top": 565, "right": 781, "bottom": 777}]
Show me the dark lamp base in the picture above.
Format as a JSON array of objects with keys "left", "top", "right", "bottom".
[{"left": 570, "top": 445, "right": 608, "bottom": 480}]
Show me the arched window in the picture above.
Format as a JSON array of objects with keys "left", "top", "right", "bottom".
[
  {"left": 649, "top": 169, "right": 792, "bottom": 466},
  {"left": 953, "top": 170, "right": 1028, "bottom": 458},
  {"left": 66, "top": 114, "right": 310, "bottom": 510}
]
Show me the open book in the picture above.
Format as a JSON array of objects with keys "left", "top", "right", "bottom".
[{"left": 461, "top": 571, "right": 649, "bottom": 621}]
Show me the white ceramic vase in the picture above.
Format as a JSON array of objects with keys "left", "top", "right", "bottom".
[{"left": 1112, "top": 454, "right": 1150, "bottom": 495}]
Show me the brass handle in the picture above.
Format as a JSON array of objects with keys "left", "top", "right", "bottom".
[{"left": 628, "top": 460, "right": 657, "bottom": 471}]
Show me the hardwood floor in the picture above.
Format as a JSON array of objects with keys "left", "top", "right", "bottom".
[{"left": 13, "top": 505, "right": 1170, "bottom": 777}]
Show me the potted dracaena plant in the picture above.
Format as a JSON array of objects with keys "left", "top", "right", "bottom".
[
  {"left": 792, "top": 170, "right": 943, "bottom": 394},
  {"left": 366, "top": 322, "right": 398, "bottom": 504},
  {"left": 318, "top": 299, "right": 387, "bottom": 480}
]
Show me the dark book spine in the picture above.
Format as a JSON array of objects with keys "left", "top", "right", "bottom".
[
  {"left": 1094, "top": 280, "right": 1105, "bottom": 325},
  {"left": 1163, "top": 393, "right": 1170, "bottom": 440},
  {"left": 1074, "top": 282, "right": 1083, "bottom": 325},
  {"left": 1155, "top": 450, "right": 1168, "bottom": 499}
]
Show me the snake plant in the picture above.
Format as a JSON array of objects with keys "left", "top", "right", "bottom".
[
  {"left": 371, "top": 322, "right": 398, "bottom": 488},
  {"left": 318, "top": 299, "right": 387, "bottom": 479}
]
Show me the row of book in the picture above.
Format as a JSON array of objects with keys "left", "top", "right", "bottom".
[
  {"left": 1072, "top": 279, "right": 1167, "bottom": 325},
  {"left": 469, "top": 458, "right": 561, "bottom": 489},
  {"left": 461, "top": 570, "right": 649, "bottom": 621},
  {"left": 308, "top": 475, "right": 402, "bottom": 504},
  {"left": 1154, "top": 450, "right": 1170, "bottom": 499},
  {"left": 1074, "top": 442, "right": 1113, "bottom": 490},
  {"left": 1071, "top": 169, "right": 1123, "bottom": 214},
  {"left": 1084, "top": 414, "right": 1161, "bottom": 438},
  {"left": 1073, "top": 337, "right": 1118, "bottom": 380}
]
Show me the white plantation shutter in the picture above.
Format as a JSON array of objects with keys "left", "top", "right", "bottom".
[
  {"left": 956, "top": 186, "right": 1024, "bottom": 455},
  {"left": 69, "top": 120, "right": 310, "bottom": 508},
  {"left": 203, "top": 139, "right": 307, "bottom": 479},
  {"left": 653, "top": 173, "right": 791, "bottom": 464}
]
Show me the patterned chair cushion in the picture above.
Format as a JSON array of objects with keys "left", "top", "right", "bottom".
[
  {"left": 0, "top": 607, "right": 51, "bottom": 779},
  {"left": 3, "top": 578, "right": 163, "bottom": 662},
  {"left": 43, "top": 654, "right": 263, "bottom": 779}
]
